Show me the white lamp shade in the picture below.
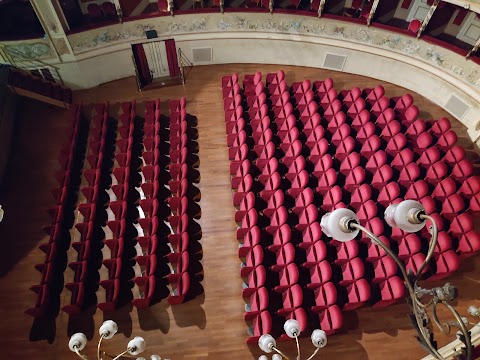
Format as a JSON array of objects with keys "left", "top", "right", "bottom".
[
  {"left": 128, "top": 337, "right": 146, "bottom": 355},
  {"left": 0, "top": 205, "right": 4, "bottom": 222},
  {"left": 283, "top": 319, "right": 300, "bottom": 338},
  {"left": 69, "top": 333, "right": 87, "bottom": 352},
  {"left": 272, "top": 355, "right": 282, "bottom": 360},
  {"left": 150, "top": 356, "right": 161, "bottom": 360},
  {"left": 384, "top": 200, "right": 426, "bottom": 233},
  {"left": 258, "top": 356, "right": 268, "bottom": 360},
  {"left": 311, "top": 329, "right": 327, "bottom": 348},
  {"left": 320, "top": 208, "right": 359, "bottom": 242},
  {"left": 136, "top": 358, "right": 146, "bottom": 360},
  {"left": 99, "top": 320, "right": 118, "bottom": 339},
  {"left": 258, "top": 334, "right": 276, "bottom": 353}
]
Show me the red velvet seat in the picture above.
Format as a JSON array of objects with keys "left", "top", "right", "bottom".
[
  {"left": 373, "top": 276, "right": 405, "bottom": 308},
  {"left": 246, "top": 311, "right": 272, "bottom": 344},
  {"left": 318, "top": 305, "right": 343, "bottom": 335},
  {"left": 271, "top": 243, "right": 296, "bottom": 272},
  {"left": 355, "top": 122, "right": 376, "bottom": 145},
  {"left": 168, "top": 272, "right": 190, "bottom": 305},
  {"left": 307, "top": 261, "right": 333, "bottom": 288},
  {"left": 314, "top": 78, "right": 334, "bottom": 96},
  {"left": 370, "top": 164, "right": 393, "bottom": 190},
  {"left": 425, "top": 161, "right": 448, "bottom": 185},
  {"left": 301, "top": 222, "right": 323, "bottom": 247},
  {"left": 408, "top": 19, "right": 422, "bottom": 33},
  {"left": 458, "top": 231, "right": 480, "bottom": 256},
  {"left": 244, "top": 287, "right": 269, "bottom": 320},
  {"left": 374, "top": 108, "right": 395, "bottom": 128},
  {"left": 377, "top": 182, "right": 400, "bottom": 206},
  {"left": 133, "top": 275, "right": 157, "bottom": 309},
  {"left": 343, "top": 278, "right": 371, "bottom": 311},
  {"left": 339, "top": 257, "right": 365, "bottom": 286},
  {"left": 371, "top": 255, "right": 397, "bottom": 282},
  {"left": 274, "top": 263, "right": 299, "bottom": 293},
  {"left": 242, "top": 265, "right": 267, "bottom": 297},
  {"left": 448, "top": 213, "right": 474, "bottom": 237},
  {"left": 458, "top": 176, "right": 480, "bottom": 198},
  {"left": 350, "top": 184, "right": 372, "bottom": 209},
  {"left": 301, "top": 240, "right": 328, "bottom": 268},
  {"left": 266, "top": 70, "right": 285, "bottom": 86},
  {"left": 311, "top": 282, "right": 338, "bottom": 311},
  {"left": 267, "top": 223, "right": 292, "bottom": 252}
]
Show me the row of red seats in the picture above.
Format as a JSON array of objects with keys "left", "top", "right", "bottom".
[
  {"left": 98, "top": 102, "right": 138, "bottom": 312},
  {"left": 224, "top": 75, "right": 279, "bottom": 341},
  {"left": 66, "top": 102, "right": 116, "bottom": 314},
  {"left": 166, "top": 98, "right": 193, "bottom": 305},
  {"left": 223, "top": 71, "right": 480, "bottom": 340},
  {"left": 251, "top": 75, "right": 368, "bottom": 334},
  {"left": 27, "top": 105, "right": 88, "bottom": 317},
  {"left": 131, "top": 99, "right": 178, "bottom": 308},
  {"left": 227, "top": 72, "right": 480, "bottom": 257},
  {"left": 225, "top": 73, "right": 345, "bottom": 340}
]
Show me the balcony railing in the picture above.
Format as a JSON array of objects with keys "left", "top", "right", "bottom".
[{"left": 58, "top": 0, "right": 479, "bottom": 64}]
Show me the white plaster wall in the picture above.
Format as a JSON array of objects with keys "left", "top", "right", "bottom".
[
  {"left": 443, "top": 9, "right": 463, "bottom": 36},
  {"left": 393, "top": 1, "right": 412, "bottom": 19},
  {"left": 58, "top": 48, "right": 135, "bottom": 88}
]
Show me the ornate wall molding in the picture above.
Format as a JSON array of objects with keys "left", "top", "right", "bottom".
[
  {"left": 67, "top": 13, "right": 480, "bottom": 92},
  {"left": 2, "top": 40, "right": 52, "bottom": 60}
]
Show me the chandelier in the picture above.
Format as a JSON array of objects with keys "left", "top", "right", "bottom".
[
  {"left": 68, "top": 320, "right": 163, "bottom": 360},
  {"left": 258, "top": 320, "right": 327, "bottom": 360},
  {"left": 316, "top": 200, "right": 479, "bottom": 360}
]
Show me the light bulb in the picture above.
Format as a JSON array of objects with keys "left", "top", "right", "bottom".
[
  {"left": 320, "top": 208, "right": 359, "bottom": 242},
  {"left": 69, "top": 333, "right": 87, "bottom": 352},
  {"left": 311, "top": 329, "right": 327, "bottom": 348},
  {"left": 468, "top": 305, "right": 479, "bottom": 317},
  {"left": 384, "top": 200, "right": 426, "bottom": 233},
  {"left": 258, "top": 334, "right": 276, "bottom": 353},
  {"left": 283, "top": 319, "right": 300, "bottom": 338},
  {"left": 128, "top": 337, "right": 146, "bottom": 355},
  {"left": 99, "top": 320, "right": 118, "bottom": 339}
]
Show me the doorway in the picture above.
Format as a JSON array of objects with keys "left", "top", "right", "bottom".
[{"left": 131, "top": 39, "right": 181, "bottom": 90}]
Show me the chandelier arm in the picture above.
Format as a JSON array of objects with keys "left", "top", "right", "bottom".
[
  {"left": 103, "top": 352, "right": 137, "bottom": 359},
  {"left": 74, "top": 347, "right": 88, "bottom": 360},
  {"left": 350, "top": 223, "right": 414, "bottom": 294},
  {"left": 273, "top": 346, "right": 291, "bottom": 360},
  {"left": 351, "top": 222, "right": 446, "bottom": 360},
  {"left": 434, "top": 300, "right": 473, "bottom": 360},
  {"left": 433, "top": 301, "right": 452, "bottom": 335},
  {"left": 112, "top": 349, "right": 131, "bottom": 360},
  {"left": 415, "top": 214, "right": 438, "bottom": 280},
  {"left": 98, "top": 335, "right": 105, "bottom": 360},
  {"left": 305, "top": 347, "right": 320, "bottom": 360},
  {"left": 295, "top": 335, "right": 300, "bottom": 360}
]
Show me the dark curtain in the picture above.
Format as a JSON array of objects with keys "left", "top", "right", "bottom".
[
  {"left": 132, "top": 44, "right": 152, "bottom": 87},
  {"left": 165, "top": 39, "right": 180, "bottom": 78}
]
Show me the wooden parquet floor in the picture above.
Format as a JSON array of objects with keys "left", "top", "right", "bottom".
[{"left": 0, "top": 64, "right": 479, "bottom": 360}]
